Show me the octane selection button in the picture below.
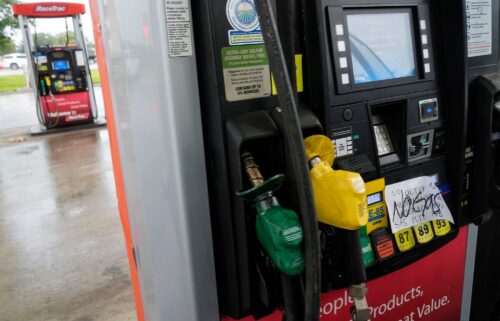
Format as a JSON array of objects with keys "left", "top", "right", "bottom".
[
  {"left": 371, "top": 228, "right": 396, "bottom": 260},
  {"left": 414, "top": 221, "right": 435, "bottom": 244},
  {"left": 394, "top": 227, "right": 416, "bottom": 252}
]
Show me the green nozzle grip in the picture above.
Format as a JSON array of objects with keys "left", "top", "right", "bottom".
[{"left": 256, "top": 206, "right": 305, "bottom": 276}]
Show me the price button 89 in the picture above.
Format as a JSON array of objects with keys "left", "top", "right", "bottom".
[{"left": 413, "top": 222, "right": 435, "bottom": 244}]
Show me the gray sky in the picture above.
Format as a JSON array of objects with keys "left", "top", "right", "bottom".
[{"left": 12, "top": 0, "right": 95, "bottom": 45}]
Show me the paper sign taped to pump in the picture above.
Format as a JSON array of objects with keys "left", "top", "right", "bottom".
[{"left": 385, "top": 176, "right": 454, "bottom": 234}]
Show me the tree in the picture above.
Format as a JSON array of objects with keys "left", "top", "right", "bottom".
[
  {"left": 0, "top": 0, "right": 18, "bottom": 55},
  {"left": 33, "top": 31, "right": 77, "bottom": 47}
]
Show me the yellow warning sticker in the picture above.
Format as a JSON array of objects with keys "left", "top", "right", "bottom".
[
  {"left": 366, "top": 178, "right": 387, "bottom": 234},
  {"left": 367, "top": 203, "right": 388, "bottom": 234},
  {"left": 394, "top": 227, "right": 416, "bottom": 252},
  {"left": 432, "top": 219, "right": 452, "bottom": 236},
  {"left": 414, "top": 221, "right": 435, "bottom": 244},
  {"left": 272, "top": 54, "right": 303, "bottom": 94}
]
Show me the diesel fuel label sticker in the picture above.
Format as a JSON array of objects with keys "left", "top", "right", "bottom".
[
  {"left": 385, "top": 176, "right": 454, "bottom": 234},
  {"left": 466, "top": 0, "right": 492, "bottom": 57},
  {"left": 226, "top": 0, "right": 264, "bottom": 45},
  {"left": 165, "top": 0, "right": 193, "bottom": 57},
  {"left": 222, "top": 45, "right": 271, "bottom": 101}
]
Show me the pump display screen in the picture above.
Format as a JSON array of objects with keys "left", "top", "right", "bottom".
[
  {"left": 52, "top": 60, "right": 70, "bottom": 71},
  {"left": 346, "top": 11, "right": 416, "bottom": 84},
  {"left": 367, "top": 192, "right": 383, "bottom": 205}
]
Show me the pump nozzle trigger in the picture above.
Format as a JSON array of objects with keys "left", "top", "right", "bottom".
[{"left": 39, "top": 79, "right": 46, "bottom": 96}]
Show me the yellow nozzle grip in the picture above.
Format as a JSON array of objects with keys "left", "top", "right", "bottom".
[
  {"left": 310, "top": 162, "right": 368, "bottom": 230},
  {"left": 304, "top": 135, "right": 335, "bottom": 167}
]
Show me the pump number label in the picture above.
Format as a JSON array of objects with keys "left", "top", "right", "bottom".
[
  {"left": 221, "top": 45, "right": 271, "bottom": 101},
  {"left": 432, "top": 219, "right": 452, "bottom": 236},
  {"left": 414, "top": 222, "right": 435, "bottom": 244},
  {"left": 394, "top": 228, "right": 416, "bottom": 252}
]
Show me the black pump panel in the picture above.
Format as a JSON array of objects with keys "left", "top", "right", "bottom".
[
  {"left": 191, "top": 0, "right": 468, "bottom": 317},
  {"left": 35, "top": 47, "right": 89, "bottom": 95},
  {"left": 304, "top": 0, "right": 467, "bottom": 290}
]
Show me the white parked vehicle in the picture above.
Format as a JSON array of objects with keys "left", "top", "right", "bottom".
[{"left": 2, "top": 53, "right": 28, "bottom": 70}]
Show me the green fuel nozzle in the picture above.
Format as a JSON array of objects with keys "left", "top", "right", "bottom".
[{"left": 236, "top": 152, "right": 305, "bottom": 276}]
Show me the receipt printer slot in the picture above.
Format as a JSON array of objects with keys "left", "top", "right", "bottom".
[{"left": 407, "top": 130, "right": 434, "bottom": 162}]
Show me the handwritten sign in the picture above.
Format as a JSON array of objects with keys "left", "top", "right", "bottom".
[{"left": 385, "top": 176, "right": 454, "bottom": 234}]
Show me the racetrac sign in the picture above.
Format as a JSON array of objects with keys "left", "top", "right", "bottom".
[
  {"left": 11, "top": 2, "right": 85, "bottom": 18},
  {"left": 35, "top": 5, "right": 67, "bottom": 13}
]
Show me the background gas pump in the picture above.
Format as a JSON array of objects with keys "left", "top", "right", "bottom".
[{"left": 12, "top": 2, "right": 103, "bottom": 134}]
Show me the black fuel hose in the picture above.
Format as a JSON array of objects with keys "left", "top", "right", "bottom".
[
  {"left": 276, "top": 0, "right": 298, "bottom": 92},
  {"left": 338, "top": 229, "right": 367, "bottom": 285},
  {"left": 252, "top": 1, "right": 321, "bottom": 321}
]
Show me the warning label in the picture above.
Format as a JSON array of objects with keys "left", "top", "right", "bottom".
[
  {"left": 167, "top": 23, "right": 193, "bottom": 57},
  {"left": 466, "top": 0, "right": 492, "bottom": 57},
  {"left": 165, "top": 0, "right": 189, "bottom": 21},
  {"left": 165, "top": 0, "right": 193, "bottom": 57},
  {"left": 221, "top": 45, "right": 271, "bottom": 101}
]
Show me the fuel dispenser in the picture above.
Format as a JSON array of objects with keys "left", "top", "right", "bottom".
[
  {"left": 191, "top": 0, "right": 468, "bottom": 319},
  {"left": 90, "top": 0, "right": 475, "bottom": 319},
  {"left": 463, "top": 0, "right": 500, "bottom": 318},
  {"left": 11, "top": 2, "right": 102, "bottom": 134}
]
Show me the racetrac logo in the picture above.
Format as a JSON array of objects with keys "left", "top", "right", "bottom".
[{"left": 35, "top": 5, "right": 67, "bottom": 13}]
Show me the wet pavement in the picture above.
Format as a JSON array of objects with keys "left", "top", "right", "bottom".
[{"left": 0, "top": 90, "right": 137, "bottom": 320}]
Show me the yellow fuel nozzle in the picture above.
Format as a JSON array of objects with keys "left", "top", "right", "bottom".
[
  {"left": 304, "top": 135, "right": 368, "bottom": 230},
  {"left": 305, "top": 135, "right": 371, "bottom": 321}
]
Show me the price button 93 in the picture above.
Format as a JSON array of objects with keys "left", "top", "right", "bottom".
[{"left": 432, "top": 219, "right": 451, "bottom": 236}]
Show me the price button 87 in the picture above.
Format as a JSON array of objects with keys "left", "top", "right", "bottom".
[{"left": 394, "top": 227, "right": 416, "bottom": 252}]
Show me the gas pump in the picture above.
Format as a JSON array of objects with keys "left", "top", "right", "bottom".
[
  {"left": 90, "top": 0, "right": 475, "bottom": 319},
  {"left": 191, "top": 0, "right": 468, "bottom": 319},
  {"left": 463, "top": 0, "right": 500, "bottom": 319},
  {"left": 11, "top": 2, "right": 103, "bottom": 134}
]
